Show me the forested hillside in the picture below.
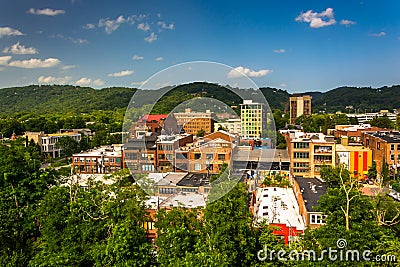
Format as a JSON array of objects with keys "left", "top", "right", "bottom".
[
  {"left": 1, "top": 83, "right": 399, "bottom": 115},
  {"left": 0, "top": 85, "right": 136, "bottom": 114}
]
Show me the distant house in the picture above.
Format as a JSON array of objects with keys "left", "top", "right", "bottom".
[{"left": 25, "top": 131, "right": 81, "bottom": 158}]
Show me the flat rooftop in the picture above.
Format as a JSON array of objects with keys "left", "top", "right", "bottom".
[{"left": 294, "top": 177, "right": 327, "bottom": 212}]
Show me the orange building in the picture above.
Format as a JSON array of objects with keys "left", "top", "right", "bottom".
[{"left": 174, "top": 108, "right": 214, "bottom": 136}]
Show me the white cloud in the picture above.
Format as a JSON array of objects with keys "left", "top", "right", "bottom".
[
  {"left": 0, "top": 27, "right": 24, "bottom": 38},
  {"left": 273, "top": 49, "right": 286, "bottom": 53},
  {"left": 28, "top": 8, "right": 65, "bottom": 16},
  {"left": 155, "top": 57, "right": 163, "bottom": 61},
  {"left": 137, "top": 22, "right": 150, "bottom": 32},
  {"left": 38, "top": 75, "right": 71, "bottom": 84},
  {"left": 61, "top": 65, "right": 77, "bottom": 70},
  {"left": 76, "top": 77, "right": 104, "bottom": 87},
  {"left": 53, "top": 34, "right": 88, "bottom": 44},
  {"left": 157, "top": 21, "right": 174, "bottom": 30},
  {"left": 76, "top": 77, "right": 92, "bottom": 86},
  {"left": 93, "top": 79, "right": 104, "bottom": 86},
  {"left": 108, "top": 70, "right": 134, "bottom": 77},
  {"left": 295, "top": 8, "right": 336, "bottom": 28},
  {"left": 370, "top": 31, "right": 386, "bottom": 37},
  {"left": 7, "top": 58, "right": 60, "bottom": 68},
  {"left": 340, "top": 19, "right": 356, "bottom": 26},
  {"left": 84, "top": 23, "right": 95, "bottom": 29},
  {"left": 0, "top": 56, "right": 12, "bottom": 65},
  {"left": 279, "top": 83, "right": 287, "bottom": 87},
  {"left": 144, "top": 32, "right": 157, "bottom": 43},
  {"left": 3, "top": 42, "right": 38, "bottom": 55},
  {"left": 98, "top": 15, "right": 127, "bottom": 34},
  {"left": 227, "top": 66, "right": 271, "bottom": 78},
  {"left": 132, "top": 55, "right": 144, "bottom": 60}
]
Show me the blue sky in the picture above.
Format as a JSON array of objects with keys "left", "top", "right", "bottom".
[{"left": 0, "top": 0, "right": 399, "bottom": 92}]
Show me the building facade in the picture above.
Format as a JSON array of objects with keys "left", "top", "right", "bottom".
[
  {"left": 285, "top": 131, "right": 336, "bottom": 178},
  {"left": 214, "top": 118, "right": 242, "bottom": 135},
  {"left": 25, "top": 131, "right": 81, "bottom": 158},
  {"left": 240, "top": 100, "right": 266, "bottom": 139},
  {"left": 72, "top": 145, "right": 124, "bottom": 174},
  {"left": 362, "top": 131, "right": 400, "bottom": 178},
  {"left": 336, "top": 141, "right": 372, "bottom": 180},
  {"left": 289, "top": 95, "right": 312, "bottom": 125},
  {"left": 173, "top": 108, "right": 214, "bottom": 136}
]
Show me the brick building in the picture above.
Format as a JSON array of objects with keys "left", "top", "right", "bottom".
[
  {"left": 362, "top": 131, "right": 400, "bottom": 178},
  {"left": 72, "top": 145, "right": 124, "bottom": 174}
]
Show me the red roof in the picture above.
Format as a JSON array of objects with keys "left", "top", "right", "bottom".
[{"left": 139, "top": 114, "right": 168, "bottom": 123}]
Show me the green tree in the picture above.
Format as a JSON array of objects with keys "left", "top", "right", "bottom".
[
  {"left": 0, "top": 141, "right": 55, "bottom": 266},
  {"left": 368, "top": 161, "right": 377, "bottom": 179},
  {"left": 369, "top": 115, "right": 394, "bottom": 129},
  {"left": 155, "top": 208, "right": 203, "bottom": 266},
  {"left": 31, "top": 182, "right": 154, "bottom": 266},
  {"left": 54, "top": 136, "right": 80, "bottom": 161},
  {"left": 196, "top": 128, "right": 205, "bottom": 137}
]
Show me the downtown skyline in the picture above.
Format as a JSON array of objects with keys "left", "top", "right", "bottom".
[{"left": 0, "top": 0, "right": 399, "bottom": 92}]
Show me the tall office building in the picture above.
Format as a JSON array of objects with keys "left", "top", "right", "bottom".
[
  {"left": 240, "top": 100, "right": 266, "bottom": 139},
  {"left": 290, "top": 95, "right": 312, "bottom": 125}
]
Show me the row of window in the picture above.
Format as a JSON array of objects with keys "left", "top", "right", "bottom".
[
  {"left": 294, "top": 152, "right": 309, "bottom": 159},
  {"left": 294, "top": 142, "right": 309, "bottom": 149},
  {"left": 73, "top": 157, "right": 121, "bottom": 163}
]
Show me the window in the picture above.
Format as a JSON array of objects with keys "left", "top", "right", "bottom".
[
  {"left": 218, "top": 154, "right": 226, "bottom": 161},
  {"left": 86, "top": 158, "right": 90, "bottom": 163},
  {"left": 166, "top": 145, "right": 173, "bottom": 151},
  {"left": 143, "top": 221, "right": 155, "bottom": 230},
  {"left": 74, "top": 158, "right": 78, "bottom": 162},
  {"left": 110, "top": 158, "right": 115, "bottom": 163},
  {"left": 194, "top": 153, "right": 201, "bottom": 159},
  {"left": 158, "top": 154, "right": 165, "bottom": 160},
  {"left": 294, "top": 152, "right": 309, "bottom": 159},
  {"left": 391, "top": 144, "right": 395, "bottom": 151},
  {"left": 206, "top": 154, "right": 213, "bottom": 160},
  {"left": 391, "top": 154, "right": 395, "bottom": 161},
  {"left": 116, "top": 158, "right": 121, "bottom": 163},
  {"left": 165, "top": 154, "right": 173, "bottom": 160},
  {"left": 128, "top": 163, "right": 138, "bottom": 170},
  {"left": 159, "top": 188, "right": 175, "bottom": 194},
  {"left": 142, "top": 164, "right": 154, "bottom": 171},
  {"left": 310, "top": 214, "right": 326, "bottom": 224},
  {"left": 377, "top": 142, "right": 380, "bottom": 150},
  {"left": 182, "top": 187, "right": 198, "bottom": 193},
  {"left": 294, "top": 142, "right": 309, "bottom": 149},
  {"left": 80, "top": 157, "right": 84, "bottom": 163},
  {"left": 158, "top": 145, "right": 163, "bottom": 150},
  {"left": 194, "top": 164, "right": 202, "bottom": 171},
  {"left": 92, "top": 158, "right": 97, "bottom": 163},
  {"left": 398, "top": 144, "right": 400, "bottom": 151}
]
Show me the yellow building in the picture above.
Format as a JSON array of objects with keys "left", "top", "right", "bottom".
[
  {"left": 336, "top": 142, "right": 373, "bottom": 180},
  {"left": 286, "top": 131, "right": 336, "bottom": 178}
]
